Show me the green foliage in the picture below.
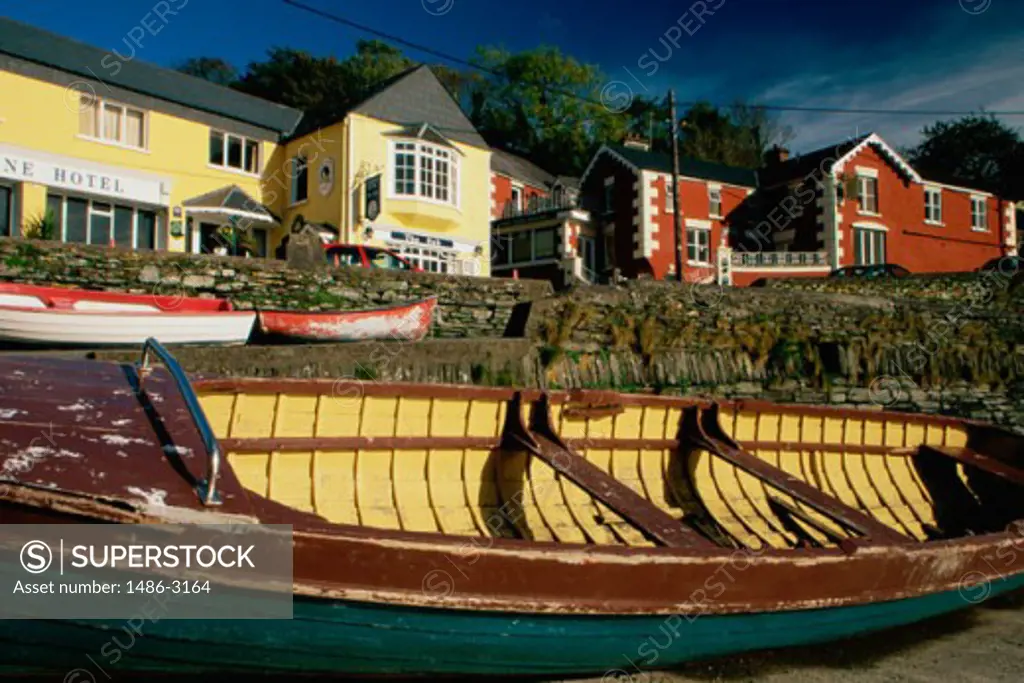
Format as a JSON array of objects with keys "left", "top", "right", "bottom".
[
  {"left": 23, "top": 209, "right": 57, "bottom": 240},
  {"left": 468, "top": 46, "right": 629, "bottom": 176},
  {"left": 176, "top": 57, "right": 239, "bottom": 86},
  {"left": 677, "top": 101, "right": 793, "bottom": 168},
  {"left": 905, "top": 113, "right": 1024, "bottom": 199}
]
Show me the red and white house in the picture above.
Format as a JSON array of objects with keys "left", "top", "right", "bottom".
[
  {"left": 569, "top": 133, "right": 1016, "bottom": 287},
  {"left": 577, "top": 140, "right": 757, "bottom": 283},
  {"left": 739, "top": 133, "right": 1017, "bottom": 286}
]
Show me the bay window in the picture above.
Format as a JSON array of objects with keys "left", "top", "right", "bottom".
[{"left": 391, "top": 140, "right": 459, "bottom": 207}]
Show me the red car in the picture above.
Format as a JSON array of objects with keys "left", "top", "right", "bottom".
[{"left": 323, "top": 243, "right": 420, "bottom": 272}]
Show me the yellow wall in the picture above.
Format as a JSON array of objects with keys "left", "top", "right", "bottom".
[
  {"left": 277, "top": 113, "right": 491, "bottom": 275},
  {"left": 0, "top": 69, "right": 278, "bottom": 252},
  {"left": 1, "top": 67, "right": 492, "bottom": 275}
]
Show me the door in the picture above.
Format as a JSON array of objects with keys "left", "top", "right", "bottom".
[
  {"left": 579, "top": 235, "right": 597, "bottom": 281},
  {"left": 0, "top": 186, "right": 11, "bottom": 237}
]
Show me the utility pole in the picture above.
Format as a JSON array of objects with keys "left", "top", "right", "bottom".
[{"left": 669, "top": 90, "right": 684, "bottom": 282}]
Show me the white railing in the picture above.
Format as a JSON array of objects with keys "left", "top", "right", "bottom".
[{"left": 730, "top": 251, "right": 829, "bottom": 268}]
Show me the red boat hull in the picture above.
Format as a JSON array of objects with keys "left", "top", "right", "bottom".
[
  {"left": 0, "top": 282, "right": 233, "bottom": 312},
  {"left": 257, "top": 296, "right": 437, "bottom": 342}
]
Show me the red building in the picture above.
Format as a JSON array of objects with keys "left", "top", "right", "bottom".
[
  {"left": 577, "top": 140, "right": 757, "bottom": 283},
  {"left": 489, "top": 149, "right": 588, "bottom": 287},
  {"left": 573, "top": 134, "right": 1017, "bottom": 287}
]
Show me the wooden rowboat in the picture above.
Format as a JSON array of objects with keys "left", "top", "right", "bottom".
[
  {"left": 2, "top": 340, "right": 1024, "bottom": 678},
  {"left": 256, "top": 295, "right": 437, "bottom": 342},
  {"left": 0, "top": 283, "right": 255, "bottom": 346}
]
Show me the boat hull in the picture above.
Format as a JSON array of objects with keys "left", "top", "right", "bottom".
[
  {"left": 0, "top": 307, "right": 256, "bottom": 346},
  {"left": 2, "top": 576, "right": 1021, "bottom": 677},
  {"left": 257, "top": 296, "right": 436, "bottom": 342}
]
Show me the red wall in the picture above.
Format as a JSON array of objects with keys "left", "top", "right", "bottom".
[
  {"left": 835, "top": 146, "right": 1004, "bottom": 273},
  {"left": 491, "top": 174, "right": 548, "bottom": 219},
  {"left": 647, "top": 175, "right": 752, "bottom": 281}
]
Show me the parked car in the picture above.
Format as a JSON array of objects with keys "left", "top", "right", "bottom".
[
  {"left": 324, "top": 243, "right": 420, "bottom": 272},
  {"left": 978, "top": 255, "right": 1023, "bottom": 275},
  {"left": 829, "top": 264, "right": 910, "bottom": 279}
]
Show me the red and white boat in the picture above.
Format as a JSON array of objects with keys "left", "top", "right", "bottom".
[
  {"left": 257, "top": 296, "right": 437, "bottom": 342},
  {"left": 0, "top": 283, "right": 255, "bottom": 346}
]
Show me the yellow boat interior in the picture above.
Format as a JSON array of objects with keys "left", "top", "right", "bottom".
[{"left": 196, "top": 381, "right": 1024, "bottom": 551}]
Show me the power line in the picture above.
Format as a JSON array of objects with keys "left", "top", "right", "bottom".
[{"left": 282, "top": 0, "right": 1024, "bottom": 118}]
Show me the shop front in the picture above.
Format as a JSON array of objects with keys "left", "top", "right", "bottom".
[{"left": 0, "top": 142, "right": 171, "bottom": 245}]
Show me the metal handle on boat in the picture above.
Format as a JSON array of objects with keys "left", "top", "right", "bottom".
[{"left": 137, "top": 337, "right": 222, "bottom": 506}]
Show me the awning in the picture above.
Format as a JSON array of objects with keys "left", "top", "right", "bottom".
[{"left": 182, "top": 185, "right": 278, "bottom": 227}]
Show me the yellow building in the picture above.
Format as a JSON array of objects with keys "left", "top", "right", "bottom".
[
  {"left": 275, "top": 66, "right": 493, "bottom": 276},
  {"left": 0, "top": 17, "right": 302, "bottom": 256},
  {"left": 0, "top": 18, "right": 493, "bottom": 274}
]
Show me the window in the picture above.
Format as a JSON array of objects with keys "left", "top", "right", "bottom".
[
  {"left": 290, "top": 155, "right": 309, "bottom": 205},
  {"left": 925, "top": 187, "right": 943, "bottom": 224},
  {"left": 79, "top": 95, "right": 146, "bottom": 149},
  {"left": 492, "top": 235, "right": 511, "bottom": 266},
  {"left": 512, "top": 231, "right": 532, "bottom": 263},
  {"left": 391, "top": 141, "right": 459, "bottom": 206},
  {"left": 857, "top": 175, "right": 879, "bottom": 214},
  {"left": 365, "top": 248, "right": 410, "bottom": 270},
  {"left": 534, "top": 228, "right": 557, "bottom": 258},
  {"left": 48, "top": 194, "right": 161, "bottom": 250},
  {"left": 709, "top": 186, "right": 722, "bottom": 217},
  {"left": 665, "top": 182, "right": 675, "bottom": 213},
  {"left": 971, "top": 196, "right": 988, "bottom": 231},
  {"left": 853, "top": 227, "right": 886, "bottom": 265},
  {"left": 209, "top": 130, "right": 261, "bottom": 174},
  {"left": 687, "top": 227, "right": 711, "bottom": 264},
  {"left": 510, "top": 185, "right": 523, "bottom": 211},
  {"left": 603, "top": 177, "right": 615, "bottom": 213},
  {"left": 327, "top": 246, "right": 363, "bottom": 267},
  {"left": 403, "top": 246, "right": 451, "bottom": 273}
]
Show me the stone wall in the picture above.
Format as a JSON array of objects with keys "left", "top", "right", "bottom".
[
  {"left": 0, "top": 238, "right": 551, "bottom": 338},
  {"left": 762, "top": 268, "right": 1024, "bottom": 304}
]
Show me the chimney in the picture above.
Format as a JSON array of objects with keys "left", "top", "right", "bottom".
[
  {"left": 623, "top": 134, "right": 651, "bottom": 152},
  {"left": 763, "top": 145, "right": 790, "bottom": 166}
]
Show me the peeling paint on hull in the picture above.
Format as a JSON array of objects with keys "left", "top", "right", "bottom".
[{"left": 257, "top": 296, "right": 437, "bottom": 342}]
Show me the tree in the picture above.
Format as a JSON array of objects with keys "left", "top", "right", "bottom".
[
  {"left": 467, "top": 46, "right": 629, "bottom": 175},
  {"left": 678, "top": 101, "right": 793, "bottom": 168},
  {"left": 906, "top": 114, "right": 1024, "bottom": 199},
  {"left": 231, "top": 41, "right": 417, "bottom": 134},
  {"left": 176, "top": 57, "right": 238, "bottom": 86}
]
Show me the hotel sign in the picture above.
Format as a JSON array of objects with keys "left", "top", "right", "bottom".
[{"left": 0, "top": 144, "right": 170, "bottom": 206}]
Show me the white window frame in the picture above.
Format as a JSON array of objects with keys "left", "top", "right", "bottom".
[
  {"left": 708, "top": 184, "right": 723, "bottom": 218},
  {"left": 971, "top": 195, "right": 988, "bottom": 232},
  {"left": 924, "top": 186, "right": 943, "bottom": 225},
  {"left": 510, "top": 184, "right": 523, "bottom": 211},
  {"left": 48, "top": 193, "right": 161, "bottom": 249},
  {"left": 79, "top": 95, "right": 148, "bottom": 151},
  {"left": 387, "top": 140, "right": 461, "bottom": 209},
  {"left": 852, "top": 225, "right": 887, "bottom": 265},
  {"left": 209, "top": 130, "right": 262, "bottom": 176},
  {"left": 686, "top": 225, "right": 712, "bottom": 265},
  {"left": 856, "top": 171, "right": 879, "bottom": 215}
]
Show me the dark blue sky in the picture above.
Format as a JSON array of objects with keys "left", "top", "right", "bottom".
[{"left": 7, "top": 0, "right": 1023, "bottom": 151}]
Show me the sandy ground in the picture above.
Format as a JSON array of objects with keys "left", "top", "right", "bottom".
[{"left": 563, "top": 591, "right": 1024, "bottom": 683}]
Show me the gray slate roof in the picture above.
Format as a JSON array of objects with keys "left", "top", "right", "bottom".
[
  {"left": 183, "top": 185, "right": 274, "bottom": 219},
  {"left": 0, "top": 17, "right": 303, "bottom": 135},
  {"left": 490, "top": 148, "right": 556, "bottom": 189},
  {"left": 607, "top": 144, "right": 758, "bottom": 188},
  {"left": 350, "top": 65, "right": 488, "bottom": 149}
]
